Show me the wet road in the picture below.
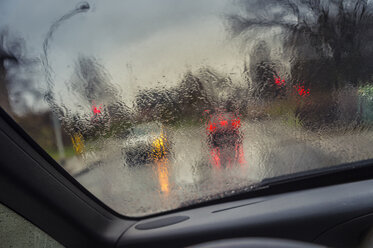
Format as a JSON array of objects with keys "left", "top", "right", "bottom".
[{"left": 74, "top": 120, "right": 373, "bottom": 216}]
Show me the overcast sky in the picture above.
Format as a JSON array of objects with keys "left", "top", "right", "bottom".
[{"left": 1, "top": 0, "right": 245, "bottom": 108}]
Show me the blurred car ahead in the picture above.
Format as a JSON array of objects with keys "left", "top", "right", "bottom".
[
  {"left": 121, "top": 122, "right": 170, "bottom": 166},
  {"left": 206, "top": 112, "right": 244, "bottom": 167}
]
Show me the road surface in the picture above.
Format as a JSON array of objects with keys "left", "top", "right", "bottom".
[{"left": 70, "top": 120, "right": 373, "bottom": 216}]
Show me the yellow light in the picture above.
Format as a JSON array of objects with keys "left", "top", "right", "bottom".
[
  {"left": 156, "top": 159, "right": 170, "bottom": 194},
  {"left": 151, "top": 133, "right": 168, "bottom": 160},
  {"left": 71, "top": 132, "right": 84, "bottom": 155}
]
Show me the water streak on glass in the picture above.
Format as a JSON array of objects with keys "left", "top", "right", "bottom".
[{"left": 1, "top": 0, "right": 373, "bottom": 216}]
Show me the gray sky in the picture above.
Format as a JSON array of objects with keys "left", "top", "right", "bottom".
[{"left": 1, "top": 0, "right": 243, "bottom": 109}]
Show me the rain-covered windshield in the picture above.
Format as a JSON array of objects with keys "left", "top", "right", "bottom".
[{"left": 1, "top": 0, "right": 373, "bottom": 217}]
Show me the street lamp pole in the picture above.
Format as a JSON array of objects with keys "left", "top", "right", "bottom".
[{"left": 42, "top": 2, "right": 90, "bottom": 163}]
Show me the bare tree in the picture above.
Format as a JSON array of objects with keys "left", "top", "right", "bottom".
[
  {"left": 71, "top": 56, "right": 120, "bottom": 105},
  {"left": 228, "top": 0, "right": 373, "bottom": 91},
  {"left": 64, "top": 56, "right": 131, "bottom": 139},
  {"left": 0, "top": 29, "right": 19, "bottom": 114}
]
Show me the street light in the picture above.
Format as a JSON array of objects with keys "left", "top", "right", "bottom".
[{"left": 41, "top": 2, "right": 90, "bottom": 163}]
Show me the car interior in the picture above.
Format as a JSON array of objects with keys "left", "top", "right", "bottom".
[
  {"left": 2, "top": 1, "right": 373, "bottom": 247},
  {"left": 2, "top": 107, "right": 373, "bottom": 247}
]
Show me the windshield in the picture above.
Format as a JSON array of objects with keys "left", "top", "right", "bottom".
[
  {"left": 131, "top": 122, "right": 162, "bottom": 136},
  {"left": 1, "top": 0, "right": 373, "bottom": 217}
]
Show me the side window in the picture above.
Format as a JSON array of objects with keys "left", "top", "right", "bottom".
[{"left": 0, "top": 203, "right": 63, "bottom": 248}]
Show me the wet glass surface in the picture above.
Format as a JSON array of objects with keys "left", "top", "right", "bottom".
[{"left": 1, "top": 0, "right": 373, "bottom": 216}]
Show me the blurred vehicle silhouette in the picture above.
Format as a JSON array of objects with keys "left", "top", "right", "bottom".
[
  {"left": 121, "top": 122, "right": 170, "bottom": 166},
  {"left": 206, "top": 111, "right": 244, "bottom": 168}
]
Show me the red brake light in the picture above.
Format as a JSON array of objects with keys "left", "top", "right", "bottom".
[
  {"left": 220, "top": 120, "right": 228, "bottom": 126},
  {"left": 207, "top": 123, "right": 216, "bottom": 132},
  {"left": 231, "top": 119, "right": 240, "bottom": 129}
]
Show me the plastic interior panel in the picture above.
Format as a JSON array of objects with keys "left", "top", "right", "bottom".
[
  {"left": 135, "top": 216, "right": 190, "bottom": 230},
  {"left": 0, "top": 111, "right": 135, "bottom": 247},
  {"left": 118, "top": 179, "right": 373, "bottom": 248}
]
